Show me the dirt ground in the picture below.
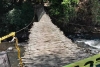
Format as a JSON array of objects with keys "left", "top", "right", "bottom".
[{"left": 22, "top": 13, "right": 94, "bottom": 67}]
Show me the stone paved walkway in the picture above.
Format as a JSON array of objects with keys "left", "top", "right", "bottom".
[{"left": 22, "top": 13, "right": 93, "bottom": 67}]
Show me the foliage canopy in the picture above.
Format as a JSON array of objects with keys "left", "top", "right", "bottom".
[{"left": 0, "top": 1, "right": 34, "bottom": 36}]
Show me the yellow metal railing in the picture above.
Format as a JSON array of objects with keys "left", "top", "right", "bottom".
[{"left": 0, "top": 32, "right": 23, "bottom": 67}]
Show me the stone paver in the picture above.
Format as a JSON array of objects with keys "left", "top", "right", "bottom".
[{"left": 22, "top": 13, "right": 93, "bottom": 67}]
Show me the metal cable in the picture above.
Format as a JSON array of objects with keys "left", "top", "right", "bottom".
[{"left": 15, "top": 16, "right": 35, "bottom": 34}]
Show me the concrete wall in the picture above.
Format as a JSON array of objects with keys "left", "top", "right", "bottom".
[{"left": 34, "top": 4, "right": 45, "bottom": 21}]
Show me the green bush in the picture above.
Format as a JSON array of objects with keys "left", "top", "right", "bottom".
[
  {"left": 48, "top": 0, "right": 79, "bottom": 23},
  {"left": 91, "top": 0, "right": 100, "bottom": 26},
  {"left": 0, "top": 0, "right": 13, "bottom": 36},
  {"left": 0, "top": 1, "right": 34, "bottom": 36},
  {"left": 48, "top": 0, "right": 100, "bottom": 33},
  {"left": 62, "top": 0, "right": 79, "bottom": 23}
]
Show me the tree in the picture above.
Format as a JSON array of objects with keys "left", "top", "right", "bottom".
[{"left": 0, "top": 0, "right": 34, "bottom": 36}]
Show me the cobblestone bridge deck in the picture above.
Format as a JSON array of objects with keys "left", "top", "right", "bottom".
[{"left": 22, "top": 12, "right": 93, "bottom": 67}]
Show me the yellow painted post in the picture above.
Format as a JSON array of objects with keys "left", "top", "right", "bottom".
[
  {"left": 15, "top": 37, "right": 23, "bottom": 67},
  {"left": 0, "top": 38, "right": 1, "bottom": 43}
]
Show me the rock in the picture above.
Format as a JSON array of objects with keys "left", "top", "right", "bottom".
[{"left": 7, "top": 47, "right": 14, "bottom": 51}]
